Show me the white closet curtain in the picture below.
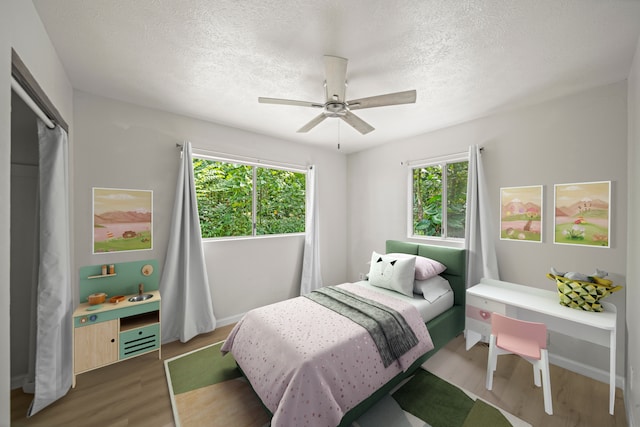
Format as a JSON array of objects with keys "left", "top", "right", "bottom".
[
  {"left": 27, "top": 121, "right": 72, "bottom": 416},
  {"left": 300, "top": 165, "right": 323, "bottom": 294},
  {"left": 22, "top": 173, "right": 39, "bottom": 396},
  {"left": 160, "top": 141, "right": 216, "bottom": 343},
  {"left": 465, "top": 145, "right": 500, "bottom": 286}
]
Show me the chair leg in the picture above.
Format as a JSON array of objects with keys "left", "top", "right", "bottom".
[
  {"left": 540, "top": 350, "right": 553, "bottom": 415},
  {"left": 533, "top": 363, "right": 541, "bottom": 387},
  {"left": 486, "top": 334, "right": 497, "bottom": 390}
]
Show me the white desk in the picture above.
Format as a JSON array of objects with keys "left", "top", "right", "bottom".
[{"left": 465, "top": 278, "right": 617, "bottom": 415}]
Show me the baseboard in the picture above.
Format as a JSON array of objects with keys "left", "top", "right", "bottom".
[
  {"left": 625, "top": 384, "right": 638, "bottom": 427},
  {"left": 11, "top": 373, "right": 27, "bottom": 391},
  {"left": 161, "top": 313, "right": 246, "bottom": 346},
  {"left": 448, "top": 330, "right": 624, "bottom": 392},
  {"left": 549, "top": 352, "right": 624, "bottom": 389},
  {"left": 216, "top": 312, "right": 245, "bottom": 327},
  {"left": 627, "top": 399, "right": 637, "bottom": 427}
]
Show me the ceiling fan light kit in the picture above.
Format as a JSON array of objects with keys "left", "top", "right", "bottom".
[{"left": 258, "top": 55, "right": 417, "bottom": 135}]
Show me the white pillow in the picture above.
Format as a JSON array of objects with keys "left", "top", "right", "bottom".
[
  {"left": 414, "top": 275, "right": 452, "bottom": 303},
  {"left": 367, "top": 251, "right": 416, "bottom": 297},
  {"left": 386, "top": 253, "right": 446, "bottom": 280}
]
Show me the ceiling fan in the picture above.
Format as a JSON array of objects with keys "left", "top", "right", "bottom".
[{"left": 258, "top": 55, "right": 417, "bottom": 135}]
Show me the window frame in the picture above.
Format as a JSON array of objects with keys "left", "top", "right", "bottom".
[
  {"left": 407, "top": 152, "right": 469, "bottom": 243},
  {"left": 192, "top": 153, "right": 307, "bottom": 241}
]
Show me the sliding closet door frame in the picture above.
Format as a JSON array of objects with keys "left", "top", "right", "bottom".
[
  {"left": 10, "top": 48, "right": 73, "bottom": 416},
  {"left": 11, "top": 49, "right": 68, "bottom": 133}
]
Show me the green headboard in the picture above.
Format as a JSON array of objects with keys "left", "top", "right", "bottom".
[{"left": 385, "top": 240, "right": 467, "bottom": 307}]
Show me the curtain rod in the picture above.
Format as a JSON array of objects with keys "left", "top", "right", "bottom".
[
  {"left": 402, "top": 146, "right": 483, "bottom": 166},
  {"left": 11, "top": 76, "right": 55, "bottom": 129},
  {"left": 176, "top": 143, "right": 308, "bottom": 172}
]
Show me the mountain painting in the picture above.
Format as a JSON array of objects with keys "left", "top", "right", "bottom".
[
  {"left": 93, "top": 188, "right": 153, "bottom": 253},
  {"left": 554, "top": 181, "right": 610, "bottom": 248},
  {"left": 500, "top": 185, "right": 543, "bottom": 242}
]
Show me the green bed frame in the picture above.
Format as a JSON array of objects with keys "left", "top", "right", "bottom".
[
  {"left": 337, "top": 240, "right": 467, "bottom": 426},
  {"left": 242, "top": 240, "right": 467, "bottom": 426}
]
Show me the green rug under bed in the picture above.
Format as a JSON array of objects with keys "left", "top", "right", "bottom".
[{"left": 165, "top": 341, "right": 531, "bottom": 427}]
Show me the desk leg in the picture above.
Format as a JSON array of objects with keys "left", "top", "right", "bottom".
[
  {"left": 465, "top": 329, "right": 482, "bottom": 351},
  {"left": 609, "top": 330, "right": 616, "bottom": 415}
]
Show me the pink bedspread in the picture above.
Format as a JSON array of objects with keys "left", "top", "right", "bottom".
[{"left": 220, "top": 282, "right": 434, "bottom": 427}]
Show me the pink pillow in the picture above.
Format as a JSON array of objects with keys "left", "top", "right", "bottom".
[{"left": 386, "top": 253, "right": 446, "bottom": 280}]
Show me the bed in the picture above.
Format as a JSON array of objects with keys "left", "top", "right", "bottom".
[{"left": 221, "top": 240, "right": 466, "bottom": 427}]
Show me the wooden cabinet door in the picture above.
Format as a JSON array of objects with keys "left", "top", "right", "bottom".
[{"left": 74, "top": 320, "right": 118, "bottom": 373}]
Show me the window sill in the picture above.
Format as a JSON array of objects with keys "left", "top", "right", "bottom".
[
  {"left": 406, "top": 235, "right": 465, "bottom": 249},
  {"left": 201, "top": 233, "right": 305, "bottom": 243}
]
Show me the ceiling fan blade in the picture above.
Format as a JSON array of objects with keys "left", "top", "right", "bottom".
[
  {"left": 297, "top": 113, "right": 328, "bottom": 133},
  {"left": 258, "top": 97, "right": 324, "bottom": 108},
  {"left": 324, "top": 55, "right": 347, "bottom": 102},
  {"left": 347, "top": 89, "right": 417, "bottom": 110},
  {"left": 340, "top": 111, "right": 374, "bottom": 135}
]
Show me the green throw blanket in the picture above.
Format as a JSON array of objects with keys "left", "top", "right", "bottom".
[{"left": 304, "top": 286, "right": 418, "bottom": 367}]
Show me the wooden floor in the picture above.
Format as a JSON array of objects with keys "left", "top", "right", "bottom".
[
  {"left": 423, "top": 336, "right": 628, "bottom": 427},
  {"left": 10, "top": 324, "right": 235, "bottom": 427},
  {"left": 11, "top": 326, "right": 627, "bottom": 427}
]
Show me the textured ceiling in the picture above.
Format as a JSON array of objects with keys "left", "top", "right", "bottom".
[{"left": 33, "top": 0, "right": 640, "bottom": 153}]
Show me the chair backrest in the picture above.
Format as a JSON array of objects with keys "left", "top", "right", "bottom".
[{"left": 491, "top": 313, "right": 547, "bottom": 349}]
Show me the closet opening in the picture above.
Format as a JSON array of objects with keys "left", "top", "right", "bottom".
[{"left": 10, "top": 48, "right": 72, "bottom": 416}]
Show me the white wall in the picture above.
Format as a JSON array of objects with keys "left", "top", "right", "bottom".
[
  {"left": 1, "top": 2, "right": 11, "bottom": 424},
  {"left": 347, "top": 82, "right": 628, "bottom": 380},
  {"left": 626, "top": 34, "right": 640, "bottom": 427},
  {"left": 72, "top": 91, "right": 348, "bottom": 325},
  {"left": 10, "top": 1, "right": 73, "bottom": 123}
]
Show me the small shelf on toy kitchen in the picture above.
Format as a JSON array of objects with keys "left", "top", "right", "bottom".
[
  {"left": 78, "top": 260, "right": 158, "bottom": 302},
  {"left": 87, "top": 273, "right": 117, "bottom": 279},
  {"left": 120, "top": 310, "right": 160, "bottom": 332}
]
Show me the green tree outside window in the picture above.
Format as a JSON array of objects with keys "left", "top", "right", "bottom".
[
  {"left": 193, "top": 158, "right": 306, "bottom": 238},
  {"left": 412, "top": 160, "right": 468, "bottom": 239}
]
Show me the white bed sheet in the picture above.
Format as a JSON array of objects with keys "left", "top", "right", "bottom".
[{"left": 352, "top": 279, "right": 454, "bottom": 323}]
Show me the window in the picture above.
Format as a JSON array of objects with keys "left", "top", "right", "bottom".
[
  {"left": 410, "top": 156, "right": 468, "bottom": 239},
  {"left": 192, "top": 157, "right": 306, "bottom": 239}
]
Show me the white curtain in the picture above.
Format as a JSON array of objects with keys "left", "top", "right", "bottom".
[
  {"left": 21, "top": 169, "right": 39, "bottom": 396},
  {"left": 160, "top": 141, "right": 216, "bottom": 343},
  {"left": 465, "top": 145, "right": 500, "bottom": 287},
  {"left": 300, "top": 165, "right": 323, "bottom": 294},
  {"left": 27, "top": 121, "right": 73, "bottom": 416}
]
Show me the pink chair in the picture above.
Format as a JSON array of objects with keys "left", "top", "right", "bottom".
[{"left": 486, "top": 313, "right": 553, "bottom": 415}]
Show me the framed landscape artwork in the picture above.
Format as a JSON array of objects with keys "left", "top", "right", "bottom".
[
  {"left": 500, "top": 185, "right": 543, "bottom": 242},
  {"left": 554, "top": 181, "right": 610, "bottom": 248},
  {"left": 93, "top": 187, "right": 153, "bottom": 253}
]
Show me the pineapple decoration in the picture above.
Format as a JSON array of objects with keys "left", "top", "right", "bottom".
[{"left": 547, "top": 268, "right": 622, "bottom": 312}]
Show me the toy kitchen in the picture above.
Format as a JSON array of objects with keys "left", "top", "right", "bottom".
[{"left": 72, "top": 259, "right": 161, "bottom": 387}]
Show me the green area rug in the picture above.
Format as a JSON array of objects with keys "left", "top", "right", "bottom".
[{"left": 165, "top": 341, "right": 531, "bottom": 427}]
